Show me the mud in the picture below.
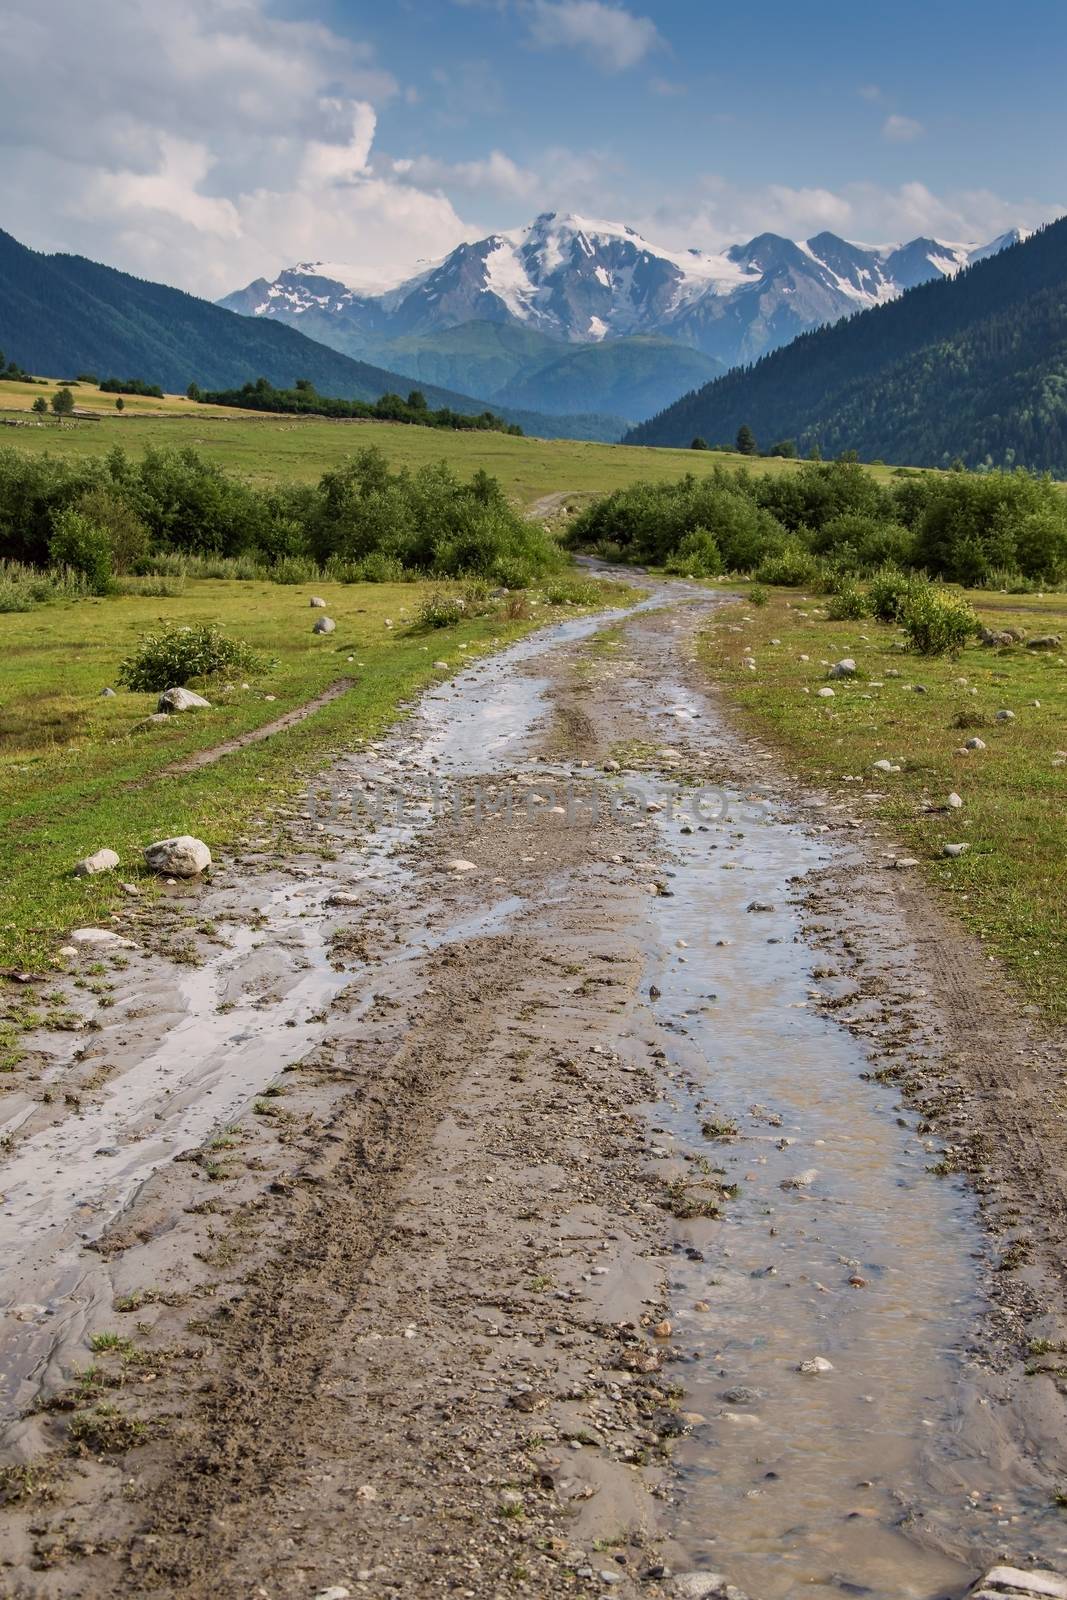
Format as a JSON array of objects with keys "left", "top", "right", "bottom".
[{"left": 0, "top": 578, "right": 1065, "bottom": 1600}]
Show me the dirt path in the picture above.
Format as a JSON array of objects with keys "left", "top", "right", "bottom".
[{"left": 1, "top": 581, "right": 1065, "bottom": 1600}]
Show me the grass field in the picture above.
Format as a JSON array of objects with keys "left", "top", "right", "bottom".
[
  {"left": 0, "top": 575, "right": 632, "bottom": 1042},
  {"left": 698, "top": 587, "right": 1067, "bottom": 1020},
  {"left": 0, "top": 377, "right": 931, "bottom": 508}
]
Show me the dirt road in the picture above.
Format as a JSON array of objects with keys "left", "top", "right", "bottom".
[{"left": 1, "top": 580, "right": 1065, "bottom": 1600}]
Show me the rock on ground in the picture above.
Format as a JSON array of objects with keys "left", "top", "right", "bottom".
[
  {"left": 158, "top": 687, "right": 211, "bottom": 713},
  {"left": 309, "top": 597, "right": 327, "bottom": 608},
  {"left": 69, "top": 927, "right": 136, "bottom": 949},
  {"left": 967, "top": 1567, "right": 1067, "bottom": 1598},
  {"left": 313, "top": 617, "right": 336, "bottom": 634},
  {"left": 73, "top": 848, "right": 120, "bottom": 877},
  {"left": 673, "top": 1575, "right": 751, "bottom": 1599},
  {"left": 144, "top": 836, "right": 212, "bottom": 877}
]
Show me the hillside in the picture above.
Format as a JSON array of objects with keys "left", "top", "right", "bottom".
[
  {"left": 358, "top": 322, "right": 723, "bottom": 420},
  {"left": 0, "top": 229, "right": 621, "bottom": 442},
  {"left": 626, "top": 216, "right": 1067, "bottom": 473}
]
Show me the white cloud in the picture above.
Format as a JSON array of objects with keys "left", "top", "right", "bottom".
[
  {"left": 638, "top": 178, "right": 1058, "bottom": 253},
  {"left": 526, "top": 0, "right": 661, "bottom": 71},
  {"left": 390, "top": 150, "right": 541, "bottom": 199},
  {"left": 0, "top": 0, "right": 466, "bottom": 296},
  {"left": 883, "top": 113, "right": 925, "bottom": 143}
]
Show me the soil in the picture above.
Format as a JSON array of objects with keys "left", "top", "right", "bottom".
[{"left": 0, "top": 581, "right": 1065, "bottom": 1600}]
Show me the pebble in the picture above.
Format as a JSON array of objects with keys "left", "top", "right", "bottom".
[
  {"left": 943, "top": 842, "right": 969, "bottom": 858},
  {"left": 798, "top": 1356, "right": 834, "bottom": 1374},
  {"left": 73, "top": 848, "right": 120, "bottom": 877},
  {"left": 446, "top": 859, "right": 477, "bottom": 872},
  {"left": 995, "top": 709, "right": 1015, "bottom": 721},
  {"left": 964, "top": 737, "right": 987, "bottom": 750},
  {"left": 947, "top": 792, "right": 963, "bottom": 808},
  {"left": 817, "top": 687, "right": 835, "bottom": 698}
]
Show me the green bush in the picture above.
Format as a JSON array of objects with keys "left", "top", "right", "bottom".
[
  {"left": 826, "top": 581, "right": 870, "bottom": 620},
  {"left": 118, "top": 623, "right": 274, "bottom": 692},
  {"left": 415, "top": 590, "right": 465, "bottom": 629},
  {"left": 901, "top": 587, "right": 979, "bottom": 656},
  {"left": 753, "top": 543, "right": 822, "bottom": 586},
  {"left": 0, "top": 559, "right": 92, "bottom": 611},
  {"left": 664, "top": 527, "right": 723, "bottom": 577},
  {"left": 48, "top": 508, "right": 113, "bottom": 593},
  {"left": 75, "top": 486, "right": 149, "bottom": 574},
  {"left": 747, "top": 583, "right": 770, "bottom": 606},
  {"left": 868, "top": 565, "right": 923, "bottom": 623}
]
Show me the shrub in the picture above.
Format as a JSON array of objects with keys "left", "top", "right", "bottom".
[
  {"left": 664, "top": 527, "right": 723, "bottom": 578},
  {"left": 868, "top": 565, "right": 923, "bottom": 623},
  {"left": 901, "top": 587, "right": 979, "bottom": 657},
  {"left": 826, "top": 581, "right": 870, "bottom": 620},
  {"left": 48, "top": 508, "right": 113, "bottom": 593},
  {"left": 747, "top": 583, "right": 769, "bottom": 607},
  {"left": 0, "top": 559, "right": 92, "bottom": 611},
  {"left": 118, "top": 624, "right": 273, "bottom": 692},
  {"left": 76, "top": 486, "right": 149, "bottom": 574},
  {"left": 753, "top": 544, "right": 822, "bottom": 587},
  {"left": 542, "top": 577, "right": 601, "bottom": 605},
  {"left": 416, "top": 590, "right": 465, "bottom": 629}
]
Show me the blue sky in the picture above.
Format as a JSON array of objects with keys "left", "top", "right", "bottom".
[{"left": 2, "top": 0, "right": 1063, "bottom": 295}]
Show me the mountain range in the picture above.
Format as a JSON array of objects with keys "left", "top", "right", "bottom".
[
  {"left": 0, "top": 227, "right": 623, "bottom": 442},
  {"left": 220, "top": 211, "right": 1027, "bottom": 416},
  {"left": 625, "top": 215, "right": 1067, "bottom": 475}
]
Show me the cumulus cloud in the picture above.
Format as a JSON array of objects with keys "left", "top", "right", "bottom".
[
  {"left": 389, "top": 150, "right": 541, "bottom": 199},
  {"left": 0, "top": 0, "right": 469, "bottom": 296},
  {"left": 526, "top": 0, "right": 661, "bottom": 71},
  {"left": 883, "top": 113, "right": 925, "bottom": 143}
]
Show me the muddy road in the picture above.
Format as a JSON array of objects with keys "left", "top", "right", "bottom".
[{"left": 1, "top": 579, "right": 1066, "bottom": 1600}]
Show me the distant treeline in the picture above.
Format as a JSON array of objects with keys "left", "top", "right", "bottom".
[{"left": 195, "top": 376, "right": 524, "bottom": 435}]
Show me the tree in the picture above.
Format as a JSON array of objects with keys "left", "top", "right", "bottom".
[
  {"left": 735, "top": 424, "right": 757, "bottom": 456},
  {"left": 407, "top": 389, "right": 428, "bottom": 411},
  {"left": 31, "top": 395, "right": 48, "bottom": 415},
  {"left": 115, "top": 396, "right": 125, "bottom": 412},
  {"left": 50, "top": 387, "right": 74, "bottom": 417},
  {"left": 690, "top": 436, "right": 709, "bottom": 450},
  {"left": 768, "top": 438, "right": 797, "bottom": 458},
  {"left": 186, "top": 382, "right": 201, "bottom": 402}
]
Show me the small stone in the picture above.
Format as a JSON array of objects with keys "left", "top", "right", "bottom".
[
  {"left": 829, "top": 658, "right": 856, "bottom": 678},
  {"left": 947, "top": 792, "right": 963, "bottom": 808},
  {"left": 672, "top": 1576, "right": 750, "bottom": 1600},
  {"left": 446, "top": 859, "right": 477, "bottom": 872},
  {"left": 433, "top": 659, "right": 449, "bottom": 670},
  {"left": 652, "top": 1319, "right": 672, "bottom": 1338},
  {"left": 312, "top": 616, "right": 336, "bottom": 634},
  {"left": 798, "top": 1356, "right": 834, "bottom": 1374},
  {"left": 872, "top": 759, "right": 894, "bottom": 773},
  {"left": 964, "top": 737, "right": 987, "bottom": 750},
  {"left": 943, "top": 842, "right": 969, "bottom": 858},
  {"left": 745, "top": 900, "right": 775, "bottom": 913},
  {"left": 309, "top": 596, "right": 327, "bottom": 608},
  {"left": 781, "top": 1168, "right": 818, "bottom": 1189},
  {"left": 891, "top": 857, "right": 920, "bottom": 869},
  {"left": 995, "top": 709, "right": 1015, "bottom": 721},
  {"left": 816, "top": 687, "right": 835, "bottom": 698},
  {"left": 99, "top": 687, "right": 116, "bottom": 698},
  {"left": 157, "top": 687, "right": 211, "bottom": 713},
  {"left": 144, "top": 835, "right": 211, "bottom": 877},
  {"left": 73, "top": 848, "right": 120, "bottom": 877},
  {"left": 313, "top": 1589, "right": 351, "bottom": 1600}
]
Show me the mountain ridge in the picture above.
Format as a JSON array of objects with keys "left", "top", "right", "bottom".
[
  {"left": 623, "top": 215, "right": 1067, "bottom": 475},
  {"left": 221, "top": 211, "right": 1028, "bottom": 375}
]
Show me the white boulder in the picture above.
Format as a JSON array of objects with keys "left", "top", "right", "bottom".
[
  {"left": 312, "top": 616, "right": 336, "bottom": 634},
  {"left": 74, "top": 848, "right": 120, "bottom": 877},
  {"left": 144, "top": 836, "right": 212, "bottom": 877},
  {"left": 158, "top": 687, "right": 211, "bottom": 713}
]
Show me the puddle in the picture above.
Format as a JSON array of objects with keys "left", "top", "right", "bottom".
[{"left": 641, "top": 794, "right": 1060, "bottom": 1597}]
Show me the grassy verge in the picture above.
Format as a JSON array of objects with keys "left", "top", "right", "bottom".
[
  {"left": 697, "top": 587, "right": 1067, "bottom": 1021},
  {"left": 0, "top": 575, "right": 632, "bottom": 994}
]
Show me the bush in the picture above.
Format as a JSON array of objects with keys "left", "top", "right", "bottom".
[
  {"left": 826, "top": 581, "right": 870, "bottom": 620},
  {"left": 416, "top": 590, "right": 465, "bottom": 629},
  {"left": 747, "top": 583, "right": 769, "bottom": 606},
  {"left": 664, "top": 527, "right": 723, "bottom": 577},
  {"left": 76, "top": 486, "right": 149, "bottom": 574},
  {"left": 48, "top": 508, "right": 113, "bottom": 593},
  {"left": 753, "top": 543, "right": 822, "bottom": 587},
  {"left": 868, "top": 565, "right": 924, "bottom": 623},
  {"left": 901, "top": 587, "right": 979, "bottom": 656},
  {"left": 118, "top": 623, "right": 273, "bottom": 692},
  {"left": 542, "top": 577, "right": 601, "bottom": 606}
]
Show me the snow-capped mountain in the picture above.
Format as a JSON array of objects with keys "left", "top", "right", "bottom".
[{"left": 220, "top": 213, "right": 1028, "bottom": 373}]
